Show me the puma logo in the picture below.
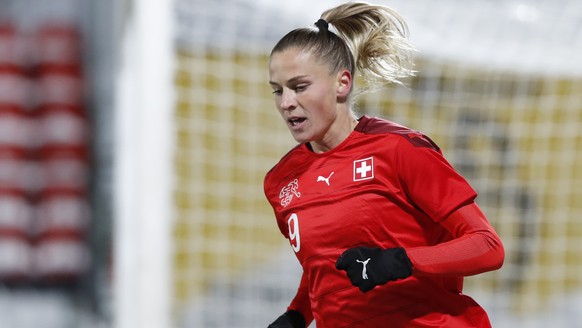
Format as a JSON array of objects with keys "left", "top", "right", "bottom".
[
  {"left": 356, "top": 258, "right": 371, "bottom": 280},
  {"left": 316, "top": 172, "right": 334, "bottom": 186}
]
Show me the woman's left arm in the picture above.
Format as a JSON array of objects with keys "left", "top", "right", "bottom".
[{"left": 406, "top": 202, "right": 505, "bottom": 276}]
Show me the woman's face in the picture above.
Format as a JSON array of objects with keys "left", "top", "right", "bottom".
[{"left": 269, "top": 47, "right": 350, "bottom": 147}]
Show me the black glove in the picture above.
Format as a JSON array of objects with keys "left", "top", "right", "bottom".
[
  {"left": 268, "top": 310, "right": 306, "bottom": 328},
  {"left": 335, "top": 246, "right": 412, "bottom": 292}
]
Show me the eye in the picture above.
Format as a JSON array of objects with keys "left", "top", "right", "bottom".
[
  {"left": 272, "top": 88, "right": 282, "bottom": 96},
  {"left": 295, "top": 84, "right": 307, "bottom": 92},
  {"left": 294, "top": 84, "right": 307, "bottom": 92}
]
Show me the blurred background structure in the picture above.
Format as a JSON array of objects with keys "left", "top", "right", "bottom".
[
  {"left": 0, "top": 0, "right": 113, "bottom": 327},
  {"left": 0, "top": 0, "right": 581, "bottom": 327}
]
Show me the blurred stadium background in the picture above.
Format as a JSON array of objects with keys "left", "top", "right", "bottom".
[{"left": 0, "top": 0, "right": 580, "bottom": 327}]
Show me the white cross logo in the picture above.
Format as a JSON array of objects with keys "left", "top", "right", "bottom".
[{"left": 353, "top": 157, "right": 374, "bottom": 181}]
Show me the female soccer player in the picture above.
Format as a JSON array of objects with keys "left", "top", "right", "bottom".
[{"left": 264, "top": 2, "right": 505, "bottom": 327}]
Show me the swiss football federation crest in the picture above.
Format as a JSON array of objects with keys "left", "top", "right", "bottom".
[
  {"left": 279, "top": 179, "right": 301, "bottom": 207},
  {"left": 353, "top": 157, "right": 374, "bottom": 181}
]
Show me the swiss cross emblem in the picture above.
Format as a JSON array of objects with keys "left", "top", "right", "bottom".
[{"left": 353, "top": 157, "right": 374, "bottom": 181}]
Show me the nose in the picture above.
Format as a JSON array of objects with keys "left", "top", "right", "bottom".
[{"left": 280, "top": 89, "right": 297, "bottom": 111}]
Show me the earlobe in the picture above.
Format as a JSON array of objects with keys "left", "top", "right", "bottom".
[{"left": 337, "top": 70, "right": 352, "bottom": 101}]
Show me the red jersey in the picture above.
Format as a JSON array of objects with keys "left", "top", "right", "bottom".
[{"left": 264, "top": 116, "right": 495, "bottom": 327}]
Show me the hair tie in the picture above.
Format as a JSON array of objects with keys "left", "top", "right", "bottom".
[{"left": 315, "top": 18, "right": 329, "bottom": 32}]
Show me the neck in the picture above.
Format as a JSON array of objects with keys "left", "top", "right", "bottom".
[{"left": 309, "top": 110, "right": 359, "bottom": 153}]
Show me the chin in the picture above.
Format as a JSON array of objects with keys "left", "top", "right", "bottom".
[{"left": 290, "top": 133, "right": 312, "bottom": 144}]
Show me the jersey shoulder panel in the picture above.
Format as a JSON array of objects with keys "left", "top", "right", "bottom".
[
  {"left": 356, "top": 115, "right": 440, "bottom": 152},
  {"left": 264, "top": 143, "right": 305, "bottom": 182},
  {"left": 263, "top": 143, "right": 311, "bottom": 203}
]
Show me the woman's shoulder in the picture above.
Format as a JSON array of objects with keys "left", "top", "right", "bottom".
[
  {"left": 264, "top": 144, "right": 307, "bottom": 181},
  {"left": 356, "top": 115, "right": 440, "bottom": 151}
]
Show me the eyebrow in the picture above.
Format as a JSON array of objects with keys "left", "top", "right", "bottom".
[{"left": 269, "top": 75, "right": 310, "bottom": 86}]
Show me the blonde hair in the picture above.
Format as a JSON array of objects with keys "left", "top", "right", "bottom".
[{"left": 271, "top": 1, "right": 416, "bottom": 98}]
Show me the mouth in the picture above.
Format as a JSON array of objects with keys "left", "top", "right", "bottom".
[{"left": 288, "top": 117, "right": 307, "bottom": 127}]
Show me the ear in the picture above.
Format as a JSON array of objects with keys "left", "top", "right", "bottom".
[{"left": 336, "top": 69, "right": 352, "bottom": 102}]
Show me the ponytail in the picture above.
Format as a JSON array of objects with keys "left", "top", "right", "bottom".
[{"left": 322, "top": 2, "right": 416, "bottom": 91}]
